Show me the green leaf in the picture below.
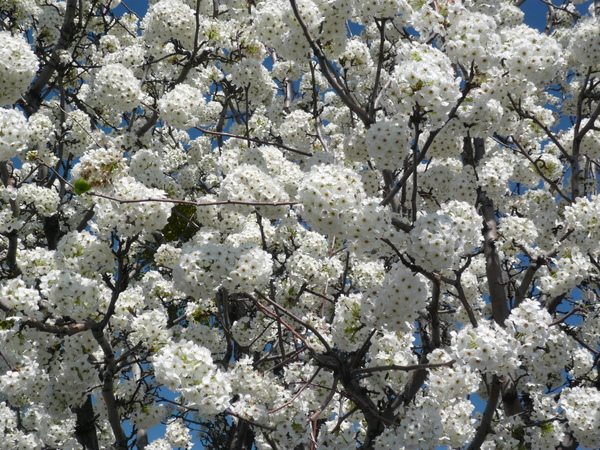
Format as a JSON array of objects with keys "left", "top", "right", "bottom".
[{"left": 73, "top": 178, "right": 92, "bottom": 195}]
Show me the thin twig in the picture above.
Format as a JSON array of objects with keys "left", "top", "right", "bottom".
[
  {"left": 351, "top": 359, "right": 455, "bottom": 376},
  {"left": 196, "top": 126, "right": 313, "bottom": 157}
]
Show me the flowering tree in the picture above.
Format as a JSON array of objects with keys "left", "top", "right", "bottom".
[{"left": 1, "top": 0, "right": 600, "bottom": 448}]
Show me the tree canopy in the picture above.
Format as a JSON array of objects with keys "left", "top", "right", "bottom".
[{"left": 1, "top": 0, "right": 600, "bottom": 449}]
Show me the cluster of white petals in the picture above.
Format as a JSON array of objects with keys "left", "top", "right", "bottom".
[
  {"left": 451, "top": 322, "right": 520, "bottom": 375},
  {"left": 390, "top": 42, "right": 461, "bottom": 125},
  {"left": 297, "top": 164, "right": 365, "bottom": 236},
  {"left": 89, "top": 63, "right": 142, "bottom": 115},
  {"left": 559, "top": 386, "right": 600, "bottom": 448},
  {"left": 567, "top": 16, "right": 600, "bottom": 69},
  {"left": 16, "top": 184, "right": 59, "bottom": 217},
  {"left": 174, "top": 240, "right": 273, "bottom": 299},
  {"left": 93, "top": 177, "right": 173, "bottom": 237},
  {"left": 0, "top": 32, "right": 38, "bottom": 106},
  {"left": 0, "top": 108, "right": 29, "bottom": 161},
  {"left": 159, "top": 83, "right": 222, "bottom": 129},
  {"left": 70, "top": 147, "right": 127, "bottom": 188},
  {"left": 362, "top": 263, "right": 428, "bottom": 332},
  {"left": 407, "top": 201, "right": 480, "bottom": 272},
  {"left": 366, "top": 118, "right": 411, "bottom": 170},
  {"left": 142, "top": 0, "right": 197, "bottom": 50},
  {"left": 153, "top": 340, "right": 232, "bottom": 416},
  {"left": 220, "top": 163, "right": 290, "bottom": 219}
]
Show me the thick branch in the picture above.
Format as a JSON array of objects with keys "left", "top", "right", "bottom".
[
  {"left": 0, "top": 162, "right": 22, "bottom": 277},
  {"left": 453, "top": 278, "right": 479, "bottom": 328},
  {"left": 20, "top": 0, "right": 78, "bottom": 115},
  {"left": 473, "top": 137, "right": 509, "bottom": 326},
  {"left": 352, "top": 359, "right": 455, "bottom": 375},
  {"left": 89, "top": 321, "right": 128, "bottom": 450},
  {"left": 429, "top": 277, "right": 441, "bottom": 348},
  {"left": 467, "top": 376, "right": 501, "bottom": 450},
  {"left": 72, "top": 395, "right": 100, "bottom": 450}
]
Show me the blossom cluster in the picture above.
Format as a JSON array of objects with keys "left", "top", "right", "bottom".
[
  {"left": 0, "top": 32, "right": 38, "bottom": 107},
  {"left": 158, "top": 83, "right": 222, "bottom": 129},
  {"left": 450, "top": 322, "right": 520, "bottom": 375},
  {"left": 559, "top": 386, "right": 600, "bottom": 448},
  {"left": 365, "top": 118, "right": 411, "bottom": 170},
  {"left": 407, "top": 201, "right": 480, "bottom": 272},
  {"left": 390, "top": 42, "right": 461, "bottom": 126},
  {"left": 174, "top": 240, "right": 273, "bottom": 300},
  {"left": 0, "top": 108, "right": 29, "bottom": 161},
  {"left": 92, "top": 176, "right": 173, "bottom": 237},
  {"left": 153, "top": 340, "right": 232, "bottom": 416},
  {"left": 70, "top": 147, "right": 127, "bottom": 189},
  {"left": 89, "top": 63, "right": 142, "bottom": 116},
  {"left": 362, "top": 262, "right": 428, "bottom": 332},
  {"left": 219, "top": 163, "right": 290, "bottom": 219},
  {"left": 296, "top": 163, "right": 365, "bottom": 236}
]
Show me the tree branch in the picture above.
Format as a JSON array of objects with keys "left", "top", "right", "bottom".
[
  {"left": 288, "top": 0, "right": 373, "bottom": 126},
  {"left": 89, "top": 320, "right": 129, "bottom": 450},
  {"left": 467, "top": 375, "right": 502, "bottom": 450},
  {"left": 20, "top": 0, "right": 78, "bottom": 115}
]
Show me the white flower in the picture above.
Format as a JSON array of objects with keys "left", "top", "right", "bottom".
[
  {"left": 0, "top": 108, "right": 29, "bottom": 161},
  {"left": 93, "top": 176, "right": 173, "bottom": 237},
  {"left": 153, "top": 340, "right": 232, "bottom": 416},
  {"left": 0, "top": 32, "right": 38, "bottom": 106},
  {"left": 70, "top": 147, "right": 127, "bottom": 189},
  {"left": 145, "top": 438, "right": 172, "bottom": 450},
  {"left": 166, "top": 419, "right": 192, "bottom": 449},
  {"left": 55, "top": 230, "right": 114, "bottom": 276},
  {"left": 362, "top": 262, "right": 428, "bottom": 332},
  {"left": 17, "top": 184, "right": 59, "bottom": 217},
  {"left": 159, "top": 83, "right": 221, "bottom": 129},
  {"left": 501, "top": 25, "right": 565, "bottom": 84},
  {"left": 538, "top": 247, "right": 591, "bottom": 297},
  {"left": 39, "top": 270, "right": 109, "bottom": 322},
  {"left": 174, "top": 240, "right": 273, "bottom": 299},
  {"left": 131, "top": 309, "right": 171, "bottom": 348},
  {"left": 0, "top": 278, "right": 42, "bottom": 319},
  {"left": 407, "top": 202, "right": 479, "bottom": 273},
  {"left": 219, "top": 163, "right": 290, "bottom": 219},
  {"left": 450, "top": 321, "right": 521, "bottom": 375},
  {"left": 506, "top": 299, "right": 552, "bottom": 357},
  {"left": 297, "top": 164, "right": 365, "bottom": 236},
  {"left": 559, "top": 386, "right": 600, "bottom": 448},
  {"left": 91, "top": 63, "right": 141, "bottom": 113},
  {"left": 331, "top": 293, "right": 370, "bottom": 352},
  {"left": 142, "top": 0, "right": 197, "bottom": 50},
  {"left": 390, "top": 42, "right": 461, "bottom": 126},
  {"left": 567, "top": 16, "right": 600, "bottom": 70},
  {"left": 366, "top": 118, "right": 411, "bottom": 170}
]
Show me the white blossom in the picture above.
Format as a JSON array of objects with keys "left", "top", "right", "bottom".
[
  {"left": 0, "top": 108, "right": 29, "bottom": 161},
  {"left": 0, "top": 32, "right": 38, "bottom": 106},
  {"left": 559, "top": 386, "right": 600, "bottom": 448},
  {"left": 153, "top": 340, "right": 232, "bottom": 416},
  {"left": 89, "top": 63, "right": 142, "bottom": 114}
]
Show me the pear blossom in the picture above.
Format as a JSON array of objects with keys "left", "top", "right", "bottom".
[
  {"left": 0, "top": 108, "right": 29, "bottom": 161},
  {"left": 0, "top": 32, "right": 38, "bottom": 106},
  {"left": 1, "top": 0, "right": 600, "bottom": 449}
]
